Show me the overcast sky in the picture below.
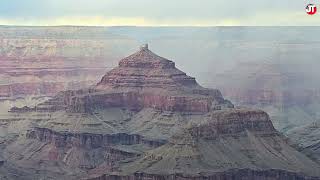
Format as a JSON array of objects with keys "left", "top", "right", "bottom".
[{"left": 0, "top": 0, "right": 319, "bottom": 26}]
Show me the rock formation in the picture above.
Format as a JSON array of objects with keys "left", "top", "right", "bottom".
[
  {"left": 27, "top": 44, "right": 232, "bottom": 114},
  {"left": 2, "top": 45, "right": 320, "bottom": 180},
  {"left": 0, "top": 26, "right": 138, "bottom": 99},
  {"left": 208, "top": 60, "right": 320, "bottom": 165}
]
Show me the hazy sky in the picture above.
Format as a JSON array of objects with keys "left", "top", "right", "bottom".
[{"left": 0, "top": 0, "right": 319, "bottom": 26}]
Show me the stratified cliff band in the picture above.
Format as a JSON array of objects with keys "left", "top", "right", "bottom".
[{"left": 1, "top": 45, "right": 320, "bottom": 180}]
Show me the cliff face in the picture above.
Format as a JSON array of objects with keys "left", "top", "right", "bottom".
[
  {"left": 27, "top": 127, "right": 165, "bottom": 149},
  {"left": 0, "top": 26, "right": 139, "bottom": 99},
  {"left": 207, "top": 61, "right": 320, "bottom": 162},
  {"left": 97, "top": 45, "right": 198, "bottom": 89},
  {"left": 28, "top": 45, "right": 232, "bottom": 114},
  {"left": 0, "top": 26, "right": 137, "bottom": 59},
  {"left": 98, "top": 109, "right": 318, "bottom": 180},
  {"left": 2, "top": 45, "right": 320, "bottom": 180},
  {"left": 188, "top": 109, "right": 275, "bottom": 138}
]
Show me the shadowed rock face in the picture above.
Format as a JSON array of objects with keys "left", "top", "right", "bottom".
[
  {"left": 27, "top": 127, "right": 165, "bottom": 149},
  {"left": 2, "top": 46, "right": 320, "bottom": 180}
]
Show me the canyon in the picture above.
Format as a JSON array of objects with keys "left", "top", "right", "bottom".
[
  {"left": 1, "top": 26, "right": 320, "bottom": 179},
  {"left": 0, "top": 26, "right": 140, "bottom": 99},
  {"left": 0, "top": 44, "right": 319, "bottom": 180}
]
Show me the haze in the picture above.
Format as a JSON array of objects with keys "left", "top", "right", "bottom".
[{"left": 0, "top": 0, "right": 319, "bottom": 26}]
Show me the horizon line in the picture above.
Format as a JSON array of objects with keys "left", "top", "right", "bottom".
[{"left": 0, "top": 25, "right": 319, "bottom": 28}]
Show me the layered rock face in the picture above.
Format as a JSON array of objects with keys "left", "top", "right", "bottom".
[
  {"left": 32, "top": 45, "right": 232, "bottom": 114},
  {"left": 0, "top": 66, "right": 106, "bottom": 98},
  {"left": 97, "top": 44, "right": 198, "bottom": 89},
  {"left": 27, "top": 127, "right": 165, "bottom": 149},
  {"left": 89, "top": 109, "right": 320, "bottom": 180},
  {"left": 188, "top": 109, "right": 275, "bottom": 138},
  {"left": 2, "top": 45, "right": 320, "bottom": 180},
  {"left": 208, "top": 61, "right": 320, "bottom": 165},
  {"left": 0, "top": 26, "right": 139, "bottom": 99}
]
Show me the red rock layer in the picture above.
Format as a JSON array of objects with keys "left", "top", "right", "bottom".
[
  {"left": 64, "top": 92, "right": 216, "bottom": 113},
  {"left": 188, "top": 109, "right": 276, "bottom": 139},
  {"left": 25, "top": 46, "right": 232, "bottom": 114},
  {"left": 96, "top": 46, "right": 198, "bottom": 89}
]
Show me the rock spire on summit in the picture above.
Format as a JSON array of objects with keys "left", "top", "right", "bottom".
[{"left": 140, "top": 43, "right": 149, "bottom": 50}]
